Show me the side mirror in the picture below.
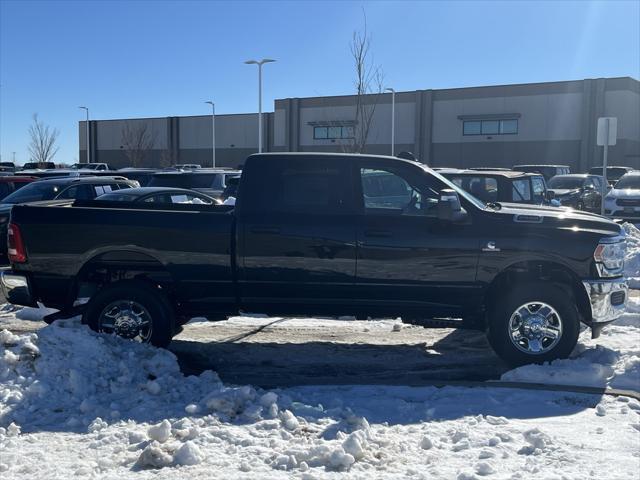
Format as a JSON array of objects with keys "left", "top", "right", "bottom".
[
  {"left": 546, "top": 190, "right": 555, "bottom": 200},
  {"left": 438, "top": 189, "right": 467, "bottom": 222}
]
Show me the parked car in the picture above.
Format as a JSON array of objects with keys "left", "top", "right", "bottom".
[
  {"left": 0, "top": 176, "right": 137, "bottom": 260},
  {"left": 1, "top": 153, "right": 627, "bottom": 367},
  {"left": 117, "top": 168, "right": 158, "bottom": 187},
  {"left": 70, "top": 163, "right": 113, "bottom": 171},
  {"left": 148, "top": 169, "right": 241, "bottom": 198},
  {"left": 441, "top": 170, "right": 553, "bottom": 206},
  {"left": 547, "top": 174, "right": 606, "bottom": 212},
  {"left": 21, "top": 161, "right": 56, "bottom": 170},
  {"left": 0, "top": 162, "right": 16, "bottom": 173},
  {"left": 512, "top": 164, "right": 571, "bottom": 181},
  {"left": 588, "top": 166, "right": 634, "bottom": 186},
  {"left": 603, "top": 172, "right": 640, "bottom": 221},
  {"left": 97, "top": 187, "right": 217, "bottom": 205},
  {"left": 0, "top": 176, "right": 38, "bottom": 201}
]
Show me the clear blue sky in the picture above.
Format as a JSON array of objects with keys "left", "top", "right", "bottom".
[{"left": 0, "top": 0, "right": 638, "bottom": 164}]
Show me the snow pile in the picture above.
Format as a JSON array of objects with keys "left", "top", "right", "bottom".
[
  {"left": 0, "top": 318, "right": 639, "bottom": 478},
  {"left": 624, "top": 222, "right": 640, "bottom": 288},
  {"left": 502, "top": 297, "right": 640, "bottom": 390}
]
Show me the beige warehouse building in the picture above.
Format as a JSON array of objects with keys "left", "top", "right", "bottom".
[{"left": 80, "top": 76, "right": 639, "bottom": 171}]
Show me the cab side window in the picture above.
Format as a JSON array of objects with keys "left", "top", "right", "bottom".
[{"left": 360, "top": 167, "right": 439, "bottom": 216}]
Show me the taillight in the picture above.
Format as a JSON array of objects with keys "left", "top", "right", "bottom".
[{"left": 7, "top": 223, "right": 27, "bottom": 263}]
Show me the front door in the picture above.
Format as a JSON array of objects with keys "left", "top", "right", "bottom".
[
  {"left": 238, "top": 156, "right": 357, "bottom": 315},
  {"left": 354, "top": 160, "right": 482, "bottom": 319}
]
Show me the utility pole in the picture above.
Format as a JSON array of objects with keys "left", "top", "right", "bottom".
[{"left": 205, "top": 101, "right": 216, "bottom": 168}]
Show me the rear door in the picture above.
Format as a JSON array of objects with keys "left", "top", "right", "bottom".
[
  {"left": 237, "top": 156, "right": 357, "bottom": 315},
  {"left": 354, "top": 159, "right": 481, "bottom": 318}
]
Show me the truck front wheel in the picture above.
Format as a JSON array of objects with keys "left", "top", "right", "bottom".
[
  {"left": 83, "top": 280, "right": 174, "bottom": 348},
  {"left": 487, "top": 283, "right": 580, "bottom": 367}
]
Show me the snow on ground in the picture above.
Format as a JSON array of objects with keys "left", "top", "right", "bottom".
[
  {"left": 624, "top": 222, "right": 640, "bottom": 288},
  {"left": 1, "top": 310, "right": 639, "bottom": 478}
]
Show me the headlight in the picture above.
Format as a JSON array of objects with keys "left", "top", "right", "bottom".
[{"left": 594, "top": 236, "right": 625, "bottom": 277}]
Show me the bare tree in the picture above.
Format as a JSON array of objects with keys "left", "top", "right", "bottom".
[
  {"left": 345, "top": 13, "right": 385, "bottom": 153},
  {"left": 159, "top": 148, "right": 175, "bottom": 168},
  {"left": 28, "top": 114, "right": 60, "bottom": 163},
  {"left": 121, "top": 123, "right": 156, "bottom": 167}
]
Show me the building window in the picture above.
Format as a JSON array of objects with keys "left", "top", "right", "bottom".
[
  {"left": 314, "top": 125, "right": 355, "bottom": 140},
  {"left": 463, "top": 119, "right": 518, "bottom": 136}
]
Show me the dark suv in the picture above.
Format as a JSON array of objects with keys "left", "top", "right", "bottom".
[
  {"left": 547, "top": 174, "right": 607, "bottom": 212},
  {"left": 513, "top": 164, "right": 570, "bottom": 181},
  {"left": 441, "top": 170, "right": 552, "bottom": 206},
  {"left": 588, "top": 166, "right": 634, "bottom": 185}
]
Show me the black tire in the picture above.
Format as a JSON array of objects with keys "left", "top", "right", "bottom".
[
  {"left": 83, "top": 280, "right": 174, "bottom": 348},
  {"left": 487, "top": 283, "right": 580, "bottom": 367}
]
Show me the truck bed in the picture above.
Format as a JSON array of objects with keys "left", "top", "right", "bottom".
[{"left": 9, "top": 200, "right": 237, "bottom": 311}]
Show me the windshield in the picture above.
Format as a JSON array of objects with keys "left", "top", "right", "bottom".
[
  {"left": 2, "top": 182, "right": 62, "bottom": 204},
  {"left": 548, "top": 176, "right": 583, "bottom": 189},
  {"left": 613, "top": 175, "right": 640, "bottom": 189},
  {"left": 421, "top": 165, "right": 486, "bottom": 209}
]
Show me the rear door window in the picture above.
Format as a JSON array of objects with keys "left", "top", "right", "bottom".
[{"left": 241, "top": 158, "right": 352, "bottom": 214}]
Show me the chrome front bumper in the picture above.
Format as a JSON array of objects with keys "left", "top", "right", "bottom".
[{"left": 582, "top": 279, "right": 628, "bottom": 325}]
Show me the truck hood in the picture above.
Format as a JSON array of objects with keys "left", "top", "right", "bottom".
[{"left": 489, "top": 202, "right": 622, "bottom": 237}]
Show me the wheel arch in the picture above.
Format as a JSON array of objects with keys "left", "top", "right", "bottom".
[
  {"left": 69, "top": 248, "right": 176, "bottom": 308},
  {"left": 483, "top": 259, "right": 591, "bottom": 328}
]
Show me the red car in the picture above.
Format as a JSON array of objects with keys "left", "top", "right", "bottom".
[{"left": 0, "top": 176, "right": 39, "bottom": 201}]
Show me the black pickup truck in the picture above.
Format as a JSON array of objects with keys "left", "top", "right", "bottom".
[{"left": 0, "top": 153, "right": 628, "bottom": 366}]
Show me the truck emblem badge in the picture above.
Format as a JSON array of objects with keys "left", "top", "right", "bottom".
[{"left": 483, "top": 241, "right": 500, "bottom": 252}]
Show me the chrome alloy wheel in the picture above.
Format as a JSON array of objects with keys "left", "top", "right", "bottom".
[
  {"left": 98, "top": 300, "right": 153, "bottom": 343},
  {"left": 508, "top": 302, "right": 563, "bottom": 355}
]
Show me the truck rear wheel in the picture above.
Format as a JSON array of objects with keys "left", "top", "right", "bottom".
[
  {"left": 487, "top": 283, "right": 580, "bottom": 367},
  {"left": 83, "top": 280, "right": 174, "bottom": 348}
]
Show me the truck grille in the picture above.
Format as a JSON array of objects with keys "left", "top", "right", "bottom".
[
  {"left": 616, "top": 199, "right": 640, "bottom": 207},
  {"left": 611, "top": 291, "right": 626, "bottom": 306}
]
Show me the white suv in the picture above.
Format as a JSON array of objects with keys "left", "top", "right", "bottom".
[{"left": 604, "top": 172, "right": 640, "bottom": 221}]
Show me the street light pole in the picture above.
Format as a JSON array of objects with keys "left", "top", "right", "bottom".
[
  {"left": 78, "top": 106, "right": 90, "bottom": 163},
  {"left": 205, "top": 101, "right": 216, "bottom": 168},
  {"left": 385, "top": 88, "right": 395, "bottom": 156},
  {"left": 244, "top": 58, "right": 276, "bottom": 153}
]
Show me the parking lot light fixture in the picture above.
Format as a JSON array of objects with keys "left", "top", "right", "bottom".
[
  {"left": 205, "top": 101, "right": 216, "bottom": 168},
  {"left": 78, "top": 106, "right": 90, "bottom": 163},
  {"left": 244, "top": 59, "right": 276, "bottom": 153},
  {"left": 384, "top": 88, "right": 395, "bottom": 156}
]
